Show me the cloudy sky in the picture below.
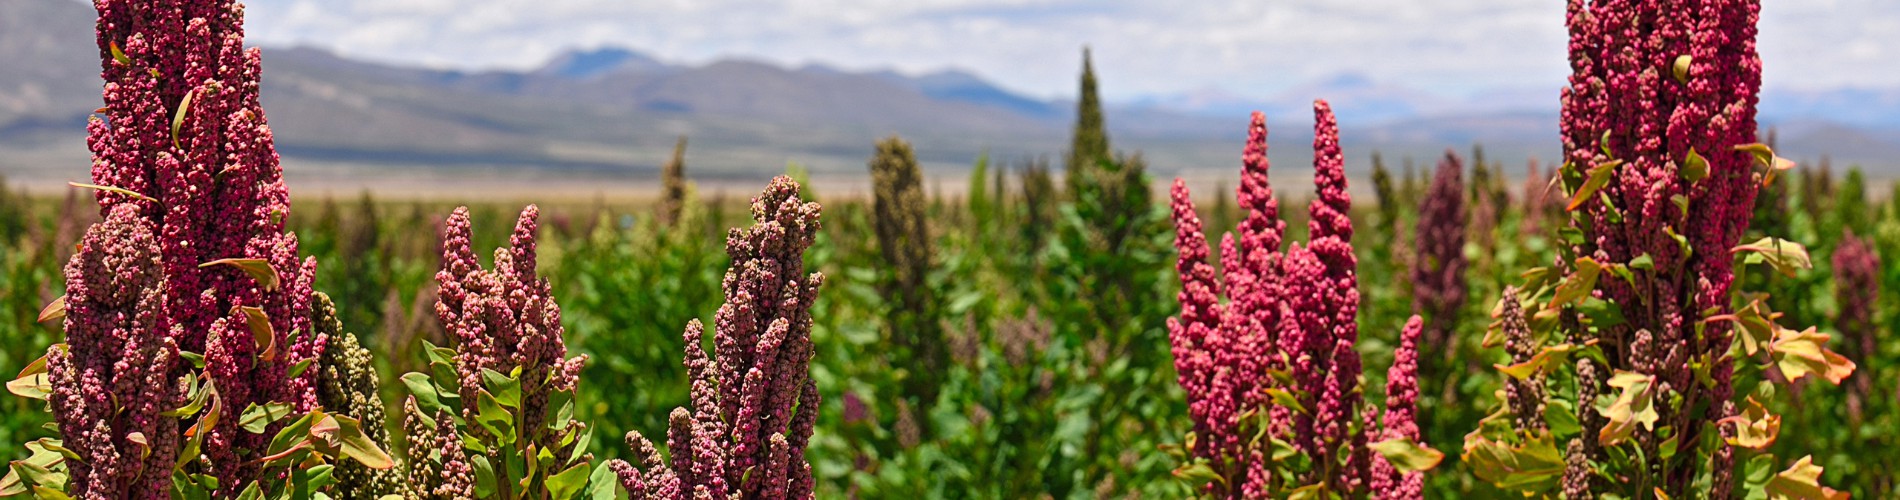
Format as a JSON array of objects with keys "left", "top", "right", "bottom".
[{"left": 239, "top": 0, "right": 1900, "bottom": 102}]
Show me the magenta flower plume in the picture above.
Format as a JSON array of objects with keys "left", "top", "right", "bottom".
[
  {"left": 435, "top": 205, "right": 588, "bottom": 452},
  {"left": 1167, "top": 178, "right": 1227, "bottom": 462},
  {"left": 1833, "top": 230, "right": 1880, "bottom": 419},
  {"left": 1370, "top": 315, "right": 1425, "bottom": 500},
  {"left": 1411, "top": 152, "right": 1468, "bottom": 351},
  {"left": 613, "top": 176, "right": 824, "bottom": 499},
  {"left": 82, "top": 0, "right": 322, "bottom": 490},
  {"left": 1167, "top": 102, "right": 1426, "bottom": 497},
  {"left": 1302, "top": 100, "right": 1371, "bottom": 491},
  {"left": 48, "top": 204, "right": 181, "bottom": 500},
  {"left": 1554, "top": 0, "right": 1774, "bottom": 494}
]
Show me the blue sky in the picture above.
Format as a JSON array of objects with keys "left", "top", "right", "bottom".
[{"left": 239, "top": 0, "right": 1900, "bottom": 102}]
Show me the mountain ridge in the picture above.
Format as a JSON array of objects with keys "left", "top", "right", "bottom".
[{"left": 2, "top": 0, "right": 1896, "bottom": 194}]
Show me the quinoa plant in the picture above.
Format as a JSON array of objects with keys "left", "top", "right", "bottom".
[
  {"left": 1064, "top": 48, "right": 1110, "bottom": 198},
  {"left": 399, "top": 205, "right": 600, "bottom": 499},
  {"left": 1464, "top": 0, "right": 1856, "bottom": 496},
  {"left": 608, "top": 176, "right": 823, "bottom": 499},
  {"left": 1412, "top": 153, "right": 1469, "bottom": 359},
  {"left": 1830, "top": 231, "right": 1878, "bottom": 425},
  {"left": 2, "top": 0, "right": 402, "bottom": 495},
  {"left": 1166, "top": 104, "right": 1441, "bottom": 498},
  {"left": 869, "top": 136, "right": 946, "bottom": 415}
]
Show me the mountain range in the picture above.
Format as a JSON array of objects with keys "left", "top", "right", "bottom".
[{"left": 3, "top": 0, "right": 1898, "bottom": 197}]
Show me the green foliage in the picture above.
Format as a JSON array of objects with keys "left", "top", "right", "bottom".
[{"left": 556, "top": 201, "right": 726, "bottom": 459}]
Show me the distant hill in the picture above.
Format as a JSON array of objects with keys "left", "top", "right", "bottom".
[{"left": 3, "top": 0, "right": 1896, "bottom": 196}]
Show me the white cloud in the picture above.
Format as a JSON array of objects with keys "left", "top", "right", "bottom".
[{"left": 238, "top": 0, "right": 1900, "bottom": 101}]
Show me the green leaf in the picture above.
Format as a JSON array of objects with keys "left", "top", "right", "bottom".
[
  {"left": 1544, "top": 400, "right": 1581, "bottom": 438},
  {"left": 7, "top": 349, "right": 56, "bottom": 400},
  {"left": 1628, "top": 253, "right": 1654, "bottom": 271},
  {"left": 546, "top": 462, "right": 591, "bottom": 500},
  {"left": 1464, "top": 433, "right": 1564, "bottom": 492},
  {"left": 1576, "top": 297, "right": 1626, "bottom": 329},
  {"left": 328, "top": 415, "right": 396, "bottom": 470},
  {"left": 1664, "top": 226, "right": 1692, "bottom": 259},
  {"left": 1733, "top": 237, "right": 1812, "bottom": 278},
  {"left": 287, "top": 358, "right": 315, "bottom": 380},
  {"left": 178, "top": 384, "right": 221, "bottom": 469},
  {"left": 266, "top": 411, "right": 319, "bottom": 458},
  {"left": 1549, "top": 257, "right": 1602, "bottom": 310},
  {"left": 304, "top": 464, "right": 337, "bottom": 491},
  {"left": 481, "top": 368, "right": 521, "bottom": 410},
  {"left": 1766, "top": 456, "right": 1848, "bottom": 499},
  {"left": 586, "top": 461, "right": 626, "bottom": 500},
  {"left": 164, "top": 373, "right": 210, "bottom": 418},
  {"left": 472, "top": 455, "right": 497, "bottom": 498},
  {"left": 110, "top": 42, "right": 131, "bottom": 66},
  {"left": 1170, "top": 462, "right": 1224, "bottom": 488},
  {"left": 1598, "top": 370, "right": 1658, "bottom": 446},
  {"left": 1370, "top": 437, "right": 1445, "bottom": 472},
  {"left": 1264, "top": 388, "right": 1307, "bottom": 415},
  {"left": 1567, "top": 160, "right": 1621, "bottom": 211},
  {"left": 31, "top": 485, "right": 73, "bottom": 500},
  {"left": 199, "top": 258, "right": 281, "bottom": 292},
  {"left": 401, "top": 372, "right": 449, "bottom": 414},
  {"left": 476, "top": 390, "right": 517, "bottom": 446},
  {"left": 548, "top": 390, "right": 575, "bottom": 432},
  {"left": 67, "top": 182, "right": 155, "bottom": 203},
  {"left": 178, "top": 351, "right": 206, "bottom": 369},
  {"left": 567, "top": 424, "right": 593, "bottom": 465},
  {"left": 1682, "top": 147, "right": 1708, "bottom": 183},
  {"left": 0, "top": 441, "right": 71, "bottom": 496},
  {"left": 239, "top": 402, "right": 295, "bottom": 434}
]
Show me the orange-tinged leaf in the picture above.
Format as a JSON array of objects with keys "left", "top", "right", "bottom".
[
  {"left": 178, "top": 384, "right": 220, "bottom": 468},
  {"left": 236, "top": 306, "right": 278, "bottom": 362},
  {"left": 1734, "top": 237, "right": 1812, "bottom": 278},
  {"left": 1714, "top": 295, "right": 1780, "bottom": 357},
  {"left": 36, "top": 296, "right": 65, "bottom": 324},
  {"left": 1568, "top": 160, "right": 1621, "bottom": 211},
  {"left": 1549, "top": 257, "right": 1602, "bottom": 310},
  {"left": 1766, "top": 456, "right": 1849, "bottom": 500},
  {"left": 1496, "top": 344, "right": 1580, "bottom": 381},
  {"left": 1771, "top": 327, "right": 1855, "bottom": 385},
  {"left": 110, "top": 41, "right": 130, "bottom": 66},
  {"left": 1719, "top": 396, "right": 1780, "bottom": 450},
  {"left": 200, "top": 258, "right": 281, "bottom": 292},
  {"left": 1736, "top": 143, "right": 1799, "bottom": 188},
  {"left": 1598, "top": 370, "right": 1657, "bottom": 447}
]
